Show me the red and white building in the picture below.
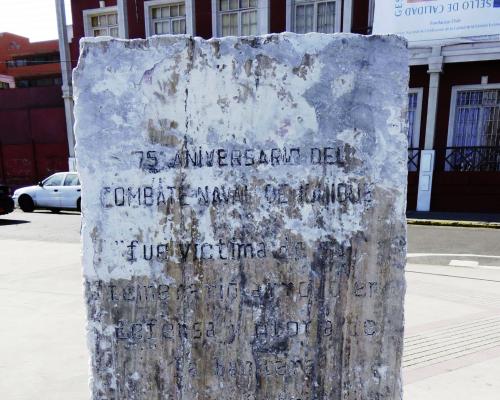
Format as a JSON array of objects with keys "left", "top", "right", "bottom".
[
  {"left": 0, "top": 32, "right": 62, "bottom": 89},
  {"left": 62, "top": 0, "right": 500, "bottom": 213},
  {"left": 0, "top": 32, "right": 70, "bottom": 187}
]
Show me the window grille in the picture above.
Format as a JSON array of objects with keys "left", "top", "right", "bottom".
[
  {"left": 452, "top": 89, "right": 500, "bottom": 147},
  {"left": 407, "top": 92, "right": 419, "bottom": 148},
  {"left": 406, "top": 91, "right": 422, "bottom": 171},
  {"left": 219, "top": 0, "right": 258, "bottom": 36},
  {"left": 295, "top": 4, "right": 314, "bottom": 33},
  {"left": 317, "top": 1, "right": 336, "bottom": 33},
  {"left": 151, "top": 3, "right": 187, "bottom": 35},
  {"left": 446, "top": 88, "right": 500, "bottom": 171},
  {"left": 294, "top": 0, "right": 337, "bottom": 34},
  {"left": 90, "top": 12, "right": 119, "bottom": 37}
]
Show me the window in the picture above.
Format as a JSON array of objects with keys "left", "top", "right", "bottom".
[
  {"left": 407, "top": 88, "right": 423, "bottom": 172},
  {"left": 64, "top": 174, "right": 80, "bottom": 186},
  {"left": 152, "top": 3, "right": 186, "bottom": 34},
  {"left": 213, "top": 0, "right": 268, "bottom": 37},
  {"left": 16, "top": 80, "right": 29, "bottom": 88},
  {"left": 14, "top": 76, "right": 62, "bottom": 88},
  {"left": 145, "top": 1, "right": 195, "bottom": 37},
  {"left": 90, "top": 13, "right": 119, "bottom": 37},
  {"left": 219, "top": 0, "right": 257, "bottom": 36},
  {"left": 450, "top": 87, "right": 500, "bottom": 147},
  {"left": 7, "top": 53, "right": 59, "bottom": 68},
  {"left": 446, "top": 84, "right": 500, "bottom": 171},
  {"left": 289, "top": 0, "right": 340, "bottom": 34},
  {"left": 407, "top": 89, "right": 423, "bottom": 149},
  {"left": 7, "top": 59, "right": 27, "bottom": 68},
  {"left": 83, "top": 7, "right": 120, "bottom": 38},
  {"left": 43, "top": 174, "right": 64, "bottom": 187},
  {"left": 33, "top": 78, "right": 53, "bottom": 87}
]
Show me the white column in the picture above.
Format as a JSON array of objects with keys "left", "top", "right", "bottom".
[
  {"left": 117, "top": 0, "right": 129, "bottom": 38},
  {"left": 258, "top": 0, "right": 270, "bottom": 35},
  {"left": 187, "top": 0, "right": 196, "bottom": 35},
  {"left": 211, "top": 0, "right": 218, "bottom": 37},
  {"left": 55, "top": 0, "right": 76, "bottom": 170},
  {"left": 342, "top": 0, "right": 353, "bottom": 33},
  {"left": 417, "top": 46, "right": 443, "bottom": 212},
  {"left": 286, "top": 0, "right": 292, "bottom": 32},
  {"left": 424, "top": 47, "right": 443, "bottom": 149}
]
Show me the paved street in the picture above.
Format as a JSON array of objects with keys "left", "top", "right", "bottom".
[
  {"left": 1, "top": 210, "right": 500, "bottom": 399},
  {"left": 405, "top": 225, "right": 500, "bottom": 399},
  {"left": 408, "top": 224, "right": 500, "bottom": 265}
]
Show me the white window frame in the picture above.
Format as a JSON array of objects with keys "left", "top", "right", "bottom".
[
  {"left": 0, "top": 74, "right": 15, "bottom": 89},
  {"left": 286, "top": 0, "right": 341, "bottom": 33},
  {"left": 144, "top": 0, "right": 195, "bottom": 37},
  {"left": 367, "top": 0, "right": 375, "bottom": 33},
  {"left": 83, "top": 6, "right": 122, "bottom": 38},
  {"left": 211, "top": 0, "right": 269, "bottom": 37},
  {"left": 447, "top": 83, "right": 500, "bottom": 147},
  {"left": 408, "top": 88, "right": 423, "bottom": 149}
]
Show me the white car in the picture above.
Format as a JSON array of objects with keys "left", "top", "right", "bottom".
[{"left": 12, "top": 172, "right": 81, "bottom": 213}]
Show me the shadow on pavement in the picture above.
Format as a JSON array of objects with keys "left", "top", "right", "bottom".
[
  {"left": 0, "top": 219, "right": 29, "bottom": 226},
  {"left": 407, "top": 211, "right": 500, "bottom": 223},
  {"left": 32, "top": 210, "right": 81, "bottom": 216}
]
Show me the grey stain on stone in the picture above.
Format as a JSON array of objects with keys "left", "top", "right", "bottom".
[{"left": 148, "top": 119, "right": 181, "bottom": 146}]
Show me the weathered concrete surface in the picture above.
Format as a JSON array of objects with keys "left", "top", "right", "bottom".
[{"left": 74, "top": 33, "right": 408, "bottom": 400}]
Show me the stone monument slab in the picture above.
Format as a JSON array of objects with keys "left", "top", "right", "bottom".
[{"left": 74, "top": 33, "right": 408, "bottom": 400}]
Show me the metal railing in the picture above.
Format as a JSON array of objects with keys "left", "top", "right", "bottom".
[
  {"left": 445, "top": 146, "right": 500, "bottom": 172},
  {"left": 408, "top": 148, "right": 420, "bottom": 172}
]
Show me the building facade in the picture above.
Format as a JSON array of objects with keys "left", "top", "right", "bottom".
[
  {"left": 0, "top": 33, "right": 62, "bottom": 89},
  {"left": 0, "top": 33, "right": 69, "bottom": 188},
  {"left": 66, "top": 0, "right": 500, "bottom": 213}
]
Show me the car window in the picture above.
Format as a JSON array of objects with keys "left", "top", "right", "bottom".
[
  {"left": 43, "top": 174, "right": 64, "bottom": 187},
  {"left": 64, "top": 174, "right": 80, "bottom": 186}
]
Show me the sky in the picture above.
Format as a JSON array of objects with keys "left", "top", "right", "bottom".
[{"left": 0, "top": 0, "right": 72, "bottom": 42}]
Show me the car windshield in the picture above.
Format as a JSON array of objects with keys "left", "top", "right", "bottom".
[{"left": 43, "top": 174, "right": 64, "bottom": 187}]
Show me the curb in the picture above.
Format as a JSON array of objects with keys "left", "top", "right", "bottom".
[{"left": 407, "top": 219, "right": 500, "bottom": 229}]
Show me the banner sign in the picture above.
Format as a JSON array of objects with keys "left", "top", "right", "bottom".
[{"left": 373, "top": 0, "right": 500, "bottom": 42}]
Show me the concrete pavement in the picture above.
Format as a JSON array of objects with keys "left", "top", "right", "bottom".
[
  {"left": 0, "top": 210, "right": 88, "bottom": 400},
  {"left": 404, "top": 262, "right": 500, "bottom": 399},
  {"left": 1, "top": 210, "right": 500, "bottom": 399}
]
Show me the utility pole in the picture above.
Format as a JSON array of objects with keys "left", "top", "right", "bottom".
[{"left": 55, "top": 0, "right": 76, "bottom": 171}]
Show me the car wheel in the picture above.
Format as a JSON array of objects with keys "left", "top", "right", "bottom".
[
  {"left": 50, "top": 208, "right": 61, "bottom": 213},
  {"left": 19, "top": 194, "right": 35, "bottom": 212},
  {"left": 77, "top": 198, "right": 81, "bottom": 212}
]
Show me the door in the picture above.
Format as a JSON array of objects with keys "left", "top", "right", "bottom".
[
  {"left": 37, "top": 173, "right": 64, "bottom": 207},
  {"left": 59, "top": 173, "right": 81, "bottom": 209}
]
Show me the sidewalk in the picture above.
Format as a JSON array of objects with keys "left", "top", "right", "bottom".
[
  {"left": 404, "top": 262, "right": 500, "bottom": 399},
  {"left": 407, "top": 211, "right": 500, "bottom": 229}
]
